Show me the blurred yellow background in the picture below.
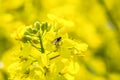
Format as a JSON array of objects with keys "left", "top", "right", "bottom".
[{"left": 0, "top": 0, "right": 120, "bottom": 80}]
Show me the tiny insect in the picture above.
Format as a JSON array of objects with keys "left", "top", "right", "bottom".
[{"left": 53, "top": 37, "right": 62, "bottom": 45}]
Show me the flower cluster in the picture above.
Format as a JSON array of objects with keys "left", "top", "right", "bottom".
[{"left": 8, "top": 21, "right": 88, "bottom": 80}]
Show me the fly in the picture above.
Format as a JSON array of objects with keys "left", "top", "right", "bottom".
[{"left": 53, "top": 37, "right": 62, "bottom": 45}]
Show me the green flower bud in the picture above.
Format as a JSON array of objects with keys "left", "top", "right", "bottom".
[
  {"left": 32, "top": 29, "right": 38, "bottom": 34},
  {"left": 46, "top": 24, "right": 51, "bottom": 32},
  {"left": 24, "top": 31, "right": 30, "bottom": 35},
  {"left": 26, "top": 27, "right": 33, "bottom": 33},
  {"left": 41, "top": 22, "right": 48, "bottom": 32},
  {"left": 34, "top": 21, "right": 40, "bottom": 30},
  {"left": 21, "top": 35, "right": 31, "bottom": 43},
  {"left": 32, "top": 37, "right": 39, "bottom": 44}
]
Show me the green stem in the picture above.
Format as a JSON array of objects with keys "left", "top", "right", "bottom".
[
  {"left": 98, "top": 0, "right": 119, "bottom": 31},
  {"left": 29, "top": 41, "right": 40, "bottom": 50},
  {"left": 38, "top": 33, "right": 45, "bottom": 53},
  {"left": 49, "top": 55, "right": 60, "bottom": 60}
]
